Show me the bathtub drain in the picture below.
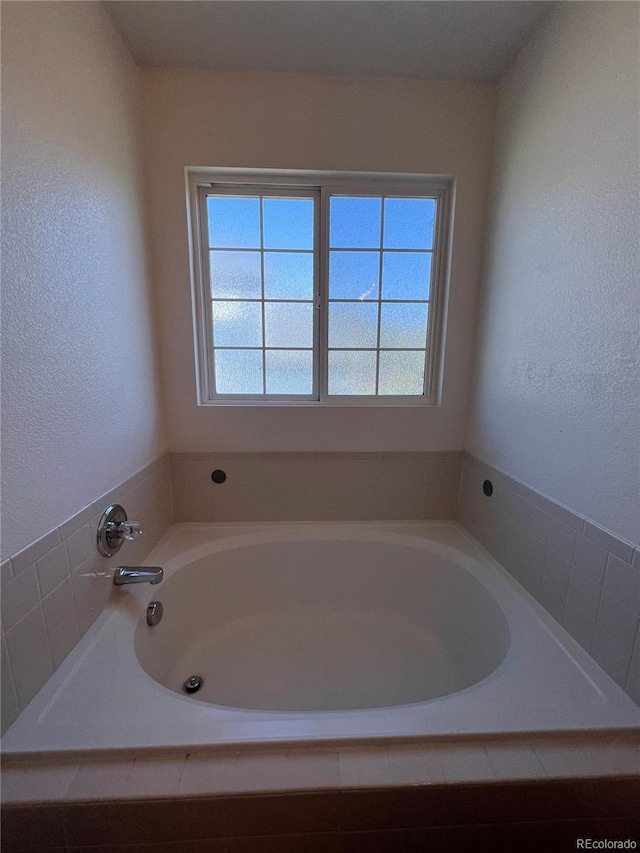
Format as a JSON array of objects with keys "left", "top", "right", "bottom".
[{"left": 183, "top": 675, "right": 203, "bottom": 694}]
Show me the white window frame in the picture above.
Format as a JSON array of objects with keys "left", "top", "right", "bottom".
[{"left": 186, "top": 168, "right": 453, "bottom": 406}]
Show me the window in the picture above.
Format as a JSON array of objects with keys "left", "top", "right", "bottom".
[{"left": 188, "top": 170, "right": 451, "bottom": 405}]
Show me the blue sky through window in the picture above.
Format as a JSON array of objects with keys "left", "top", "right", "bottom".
[{"left": 207, "top": 191, "right": 435, "bottom": 395}]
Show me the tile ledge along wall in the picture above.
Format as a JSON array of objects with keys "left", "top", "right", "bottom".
[
  {"left": 170, "top": 451, "right": 463, "bottom": 523},
  {"left": 458, "top": 452, "right": 640, "bottom": 705},
  {"left": 1, "top": 455, "right": 173, "bottom": 735}
]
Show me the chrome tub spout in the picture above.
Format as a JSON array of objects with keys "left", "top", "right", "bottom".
[{"left": 113, "top": 566, "right": 163, "bottom": 586}]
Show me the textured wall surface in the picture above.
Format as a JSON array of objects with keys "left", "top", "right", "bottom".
[
  {"left": 467, "top": 2, "right": 640, "bottom": 543},
  {"left": 141, "top": 70, "right": 497, "bottom": 452},
  {"left": 1, "top": 2, "right": 167, "bottom": 559}
]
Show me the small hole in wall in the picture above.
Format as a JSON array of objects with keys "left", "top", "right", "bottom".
[
  {"left": 483, "top": 480, "right": 493, "bottom": 497},
  {"left": 211, "top": 469, "right": 227, "bottom": 484}
]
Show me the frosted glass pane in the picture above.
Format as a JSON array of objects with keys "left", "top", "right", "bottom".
[
  {"left": 329, "top": 303, "right": 378, "bottom": 348},
  {"left": 328, "top": 351, "right": 377, "bottom": 395},
  {"left": 210, "top": 251, "right": 262, "bottom": 299},
  {"left": 214, "top": 349, "right": 263, "bottom": 394},
  {"left": 265, "top": 302, "right": 313, "bottom": 348},
  {"left": 382, "top": 252, "right": 432, "bottom": 300},
  {"left": 380, "top": 303, "right": 429, "bottom": 349},
  {"left": 208, "top": 196, "right": 260, "bottom": 249},
  {"left": 266, "top": 350, "right": 313, "bottom": 394},
  {"left": 329, "top": 252, "right": 379, "bottom": 300},
  {"left": 383, "top": 198, "right": 435, "bottom": 249},
  {"left": 264, "top": 252, "right": 313, "bottom": 300},
  {"left": 330, "top": 197, "right": 381, "bottom": 248},
  {"left": 263, "top": 198, "right": 314, "bottom": 250},
  {"left": 212, "top": 301, "right": 262, "bottom": 347},
  {"left": 378, "top": 351, "right": 425, "bottom": 395}
]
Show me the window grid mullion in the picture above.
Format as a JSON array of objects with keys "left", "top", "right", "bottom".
[
  {"left": 374, "top": 198, "right": 385, "bottom": 394},
  {"left": 318, "top": 187, "right": 330, "bottom": 400},
  {"left": 259, "top": 197, "right": 266, "bottom": 394}
]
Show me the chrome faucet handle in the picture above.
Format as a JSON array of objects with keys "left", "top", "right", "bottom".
[
  {"left": 116, "top": 520, "right": 143, "bottom": 541},
  {"left": 97, "top": 505, "right": 144, "bottom": 557}
]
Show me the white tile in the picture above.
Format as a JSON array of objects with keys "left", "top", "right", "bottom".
[
  {"left": 339, "top": 748, "right": 395, "bottom": 787},
  {"left": 547, "top": 517, "right": 577, "bottom": 562},
  {"left": 534, "top": 741, "right": 600, "bottom": 777},
  {"left": 595, "top": 592, "right": 639, "bottom": 654},
  {"left": 484, "top": 744, "right": 547, "bottom": 780},
  {"left": 58, "top": 505, "right": 93, "bottom": 542},
  {"left": 519, "top": 530, "right": 546, "bottom": 571},
  {"left": 604, "top": 554, "right": 640, "bottom": 615},
  {"left": 178, "top": 752, "right": 238, "bottom": 795},
  {"left": 501, "top": 475, "right": 549, "bottom": 512},
  {"left": 1, "top": 633, "right": 20, "bottom": 734},
  {"left": 534, "top": 740, "right": 640, "bottom": 778},
  {"left": 538, "top": 576, "right": 567, "bottom": 623},
  {"left": 507, "top": 492, "right": 550, "bottom": 543},
  {"left": 1, "top": 566, "right": 40, "bottom": 631},
  {"left": 591, "top": 631, "right": 632, "bottom": 688},
  {"left": 584, "top": 742, "right": 640, "bottom": 775},
  {"left": 65, "top": 525, "right": 93, "bottom": 572},
  {"left": 563, "top": 599, "right": 596, "bottom": 652},
  {"left": 232, "top": 749, "right": 340, "bottom": 793},
  {"left": 71, "top": 556, "right": 112, "bottom": 634},
  {"left": 2, "top": 762, "right": 80, "bottom": 803},
  {"left": 625, "top": 649, "right": 640, "bottom": 705},
  {"left": 584, "top": 522, "right": 635, "bottom": 564},
  {"left": 11, "top": 529, "right": 60, "bottom": 575},
  {"left": 543, "top": 549, "right": 571, "bottom": 593},
  {"left": 66, "top": 759, "right": 134, "bottom": 801},
  {"left": 0, "top": 766, "right": 26, "bottom": 803},
  {"left": 566, "top": 567, "right": 602, "bottom": 621},
  {"left": 5, "top": 604, "right": 54, "bottom": 709},
  {"left": 436, "top": 746, "right": 496, "bottom": 782},
  {"left": 386, "top": 746, "right": 446, "bottom": 785},
  {"left": 36, "top": 543, "right": 70, "bottom": 598},
  {"left": 42, "top": 577, "right": 75, "bottom": 634},
  {"left": 1, "top": 559, "right": 13, "bottom": 587},
  {"left": 573, "top": 534, "right": 608, "bottom": 585},
  {"left": 122, "top": 753, "right": 187, "bottom": 799},
  {"left": 547, "top": 502, "right": 585, "bottom": 532}
]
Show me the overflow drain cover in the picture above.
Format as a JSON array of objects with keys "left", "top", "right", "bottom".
[{"left": 183, "top": 675, "right": 203, "bottom": 694}]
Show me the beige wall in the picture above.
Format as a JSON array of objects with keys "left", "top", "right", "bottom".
[
  {"left": 1, "top": 2, "right": 167, "bottom": 559},
  {"left": 467, "top": 2, "right": 639, "bottom": 545},
  {"left": 142, "top": 69, "right": 496, "bottom": 451}
]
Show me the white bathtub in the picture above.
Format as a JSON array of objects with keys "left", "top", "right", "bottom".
[{"left": 3, "top": 521, "right": 639, "bottom": 756}]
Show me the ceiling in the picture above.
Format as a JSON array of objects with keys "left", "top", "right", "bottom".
[{"left": 103, "top": 1, "right": 553, "bottom": 83}]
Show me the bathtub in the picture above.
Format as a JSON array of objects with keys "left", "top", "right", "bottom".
[{"left": 2, "top": 521, "right": 639, "bottom": 756}]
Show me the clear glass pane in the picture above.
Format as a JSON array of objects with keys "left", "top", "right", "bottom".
[
  {"left": 329, "top": 252, "right": 379, "bottom": 300},
  {"left": 265, "top": 350, "right": 313, "bottom": 394},
  {"left": 380, "top": 303, "right": 429, "bottom": 349},
  {"left": 330, "top": 197, "right": 381, "bottom": 248},
  {"left": 378, "top": 351, "right": 425, "bottom": 395},
  {"left": 210, "top": 251, "right": 262, "bottom": 299},
  {"left": 212, "top": 301, "right": 262, "bottom": 347},
  {"left": 383, "top": 198, "right": 436, "bottom": 249},
  {"left": 207, "top": 196, "right": 260, "bottom": 249},
  {"left": 328, "top": 350, "right": 377, "bottom": 395},
  {"left": 214, "top": 349, "right": 263, "bottom": 394},
  {"left": 328, "top": 302, "right": 378, "bottom": 348},
  {"left": 265, "top": 302, "right": 313, "bottom": 348},
  {"left": 263, "top": 198, "right": 314, "bottom": 250},
  {"left": 382, "top": 252, "right": 432, "bottom": 300},
  {"left": 263, "top": 252, "right": 314, "bottom": 300}
]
